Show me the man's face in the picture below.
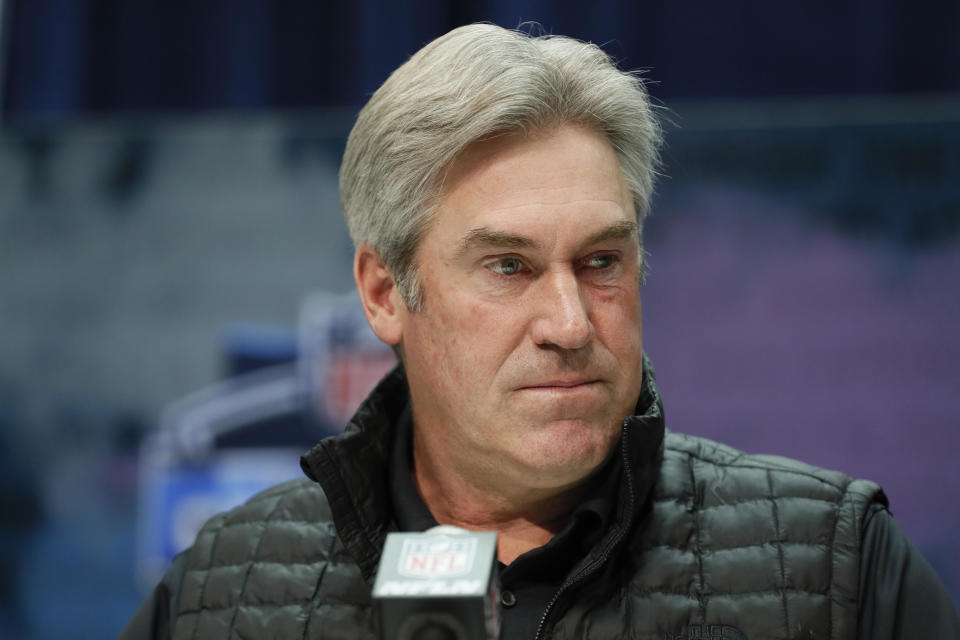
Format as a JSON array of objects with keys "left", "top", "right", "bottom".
[{"left": 396, "top": 124, "right": 644, "bottom": 491}]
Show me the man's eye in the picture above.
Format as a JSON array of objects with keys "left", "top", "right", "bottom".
[
  {"left": 585, "top": 254, "right": 618, "bottom": 269},
  {"left": 489, "top": 257, "right": 524, "bottom": 275}
]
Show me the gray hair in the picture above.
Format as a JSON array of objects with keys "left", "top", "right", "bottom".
[{"left": 340, "top": 23, "right": 662, "bottom": 311}]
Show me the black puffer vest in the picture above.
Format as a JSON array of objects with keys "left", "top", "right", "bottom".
[{"left": 171, "top": 359, "right": 883, "bottom": 639}]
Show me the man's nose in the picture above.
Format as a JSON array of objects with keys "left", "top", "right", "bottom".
[{"left": 530, "top": 270, "right": 593, "bottom": 350}]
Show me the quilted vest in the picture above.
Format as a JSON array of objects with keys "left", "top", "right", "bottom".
[
  {"left": 548, "top": 432, "right": 882, "bottom": 640},
  {"left": 170, "top": 364, "right": 882, "bottom": 640}
]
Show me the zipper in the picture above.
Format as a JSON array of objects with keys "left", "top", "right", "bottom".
[{"left": 533, "top": 419, "right": 637, "bottom": 640}]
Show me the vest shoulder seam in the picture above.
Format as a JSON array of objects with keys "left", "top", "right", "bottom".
[
  {"left": 623, "top": 585, "right": 832, "bottom": 598},
  {"left": 633, "top": 539, "right": 838, "bottom": 554},
  {"left": 665, "top": 441, "right": 853, "bottom": 493},
  {"left": 183, "top": 558, "right": 339, "bottom": 571},
  {"left": 201, "top": 518, "right": 332, "bottom": 531},
  {"left": 652, "top": 494, "right": 848, "bottom": 509}
]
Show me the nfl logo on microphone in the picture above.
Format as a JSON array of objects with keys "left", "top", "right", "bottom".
[
  {"left": 398, "top": 535, "right": 477, "bottom": 577},
  {"left": 373, "top": 529, "right": 500, "bottom": 640}
]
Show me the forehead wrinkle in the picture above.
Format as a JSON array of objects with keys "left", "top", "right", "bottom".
[{"left": 473, "top": 194, "right": 627, "bottom": 213}]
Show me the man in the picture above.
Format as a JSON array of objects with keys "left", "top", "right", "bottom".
[{"left": 122, "top": 24, "right": 959, "bottom": 639}]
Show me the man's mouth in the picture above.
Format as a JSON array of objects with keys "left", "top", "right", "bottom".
[{"left": 520, "top": 378, "right": 600, "bottom": 390}]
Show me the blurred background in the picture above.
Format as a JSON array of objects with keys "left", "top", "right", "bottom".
[{"left": 1, "top": 1, "right": 959, "bottom": 637}]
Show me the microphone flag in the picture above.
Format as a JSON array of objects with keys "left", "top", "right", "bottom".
[{"left": 373, "top": 526, "right": 500, "bottom": 640}]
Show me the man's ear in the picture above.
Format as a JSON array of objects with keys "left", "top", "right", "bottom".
[{"left": 354, "top": 243, "right": 405, "bottom": 346}]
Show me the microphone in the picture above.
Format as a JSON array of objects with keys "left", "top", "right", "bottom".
[{"left": 373, "top": 526, "right": 500, "bottom": 640}]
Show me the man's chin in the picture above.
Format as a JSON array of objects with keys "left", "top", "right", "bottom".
[{"left": 514, "top": 426, "right": 619, "bottom": 486}]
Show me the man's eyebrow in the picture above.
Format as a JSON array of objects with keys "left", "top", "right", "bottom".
[
  {"left": 455, "top": 227, "right": 537, "bottom": 256},
  {"left": 584, "top": 220, "right": 638, "bottom": 246},
  {"left": 455, "top": 220, "right": 638, "bottom": 257}
]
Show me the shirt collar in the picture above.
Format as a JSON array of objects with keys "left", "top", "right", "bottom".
[{"left": 389, "top": 402, "right": 439, "bottom": 532}]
